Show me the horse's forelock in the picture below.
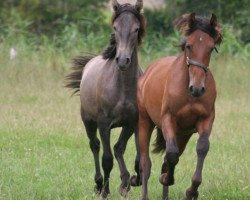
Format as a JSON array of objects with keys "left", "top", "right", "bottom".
[
  {"left": 102, "top": 4, "right": 146, "bottom": 60},
  {"left": 111, "top": 4, "right": 146, "bottom": 45},
  {"left": 175, "top": 13, "right": 223, "bottom": 45}
]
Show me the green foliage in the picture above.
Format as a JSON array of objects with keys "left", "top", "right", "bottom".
[
  {"left": 147, "top": 0, "right": 250, "bottom": 44},
  {"left": 0, "top": 0, "right": 110, "bottom": 38},
  {"left": 0, "top": 0, "right": 249, "bottom": 61}
]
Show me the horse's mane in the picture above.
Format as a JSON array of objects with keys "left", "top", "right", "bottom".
[
  {"left": 102, "top": 3, "right": 146, "bottom": 60},
  {"left": 174, "top": 13, "right": 223, "bottom": 50}
]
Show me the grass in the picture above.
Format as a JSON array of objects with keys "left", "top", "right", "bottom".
[{"left": 0, "top": 41, "right": 250, "bottom": 200}]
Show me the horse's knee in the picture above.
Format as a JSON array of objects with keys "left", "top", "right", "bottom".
[
  {"left": 89, "top": 138, "right": 100, "bottom": 153},
  {"left": 102, "top": 155, "right": 113, "bottom": 173},
  {"left": 166, "top": 140, "right": 179, "bottom": 166},
  {"left": 196, "top": 134, "right": 209, "bottom": 157},
  {"left": 166, "top": 152, "right": 179, "bottom": 166}
]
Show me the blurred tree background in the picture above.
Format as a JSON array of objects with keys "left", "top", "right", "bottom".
[{"left": 0, "top": 0, "right": 249, "bottom": 58}]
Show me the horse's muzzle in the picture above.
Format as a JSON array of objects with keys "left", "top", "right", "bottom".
[
  {"left": 116, "top": 56, "right": 131, "bottom": 71},
  {"left": 189, "top": 85, "right": 205, "bottom": 97}
]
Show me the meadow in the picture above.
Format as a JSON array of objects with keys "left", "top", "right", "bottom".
[{"left": 0, "top": 33, "right": 250, "bottom": 200}]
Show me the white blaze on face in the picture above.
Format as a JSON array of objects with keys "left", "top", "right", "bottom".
[
  {"left": 10, "top": 48, "right": 17, "bottom": 60},
  {"left": 199, "top": 37, "right": 203, "bottom": 42}
]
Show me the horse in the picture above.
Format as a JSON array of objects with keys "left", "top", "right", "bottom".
[
  {"left": 65, "top": 0, "right": 145, "bottom": 198},
  {"left": 135, "top": 13, "right": 222, "bottom": 200}
]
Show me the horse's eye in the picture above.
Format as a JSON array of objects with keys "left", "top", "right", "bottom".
[
  {"left": 210, "top": 47, "right": 218, "bottom": 53},
  {"left": 186, "top": 45, "right": 191, "bottom": 50},
  {"left": 134, "top": 28, "right": 139, "bottom": 33},
  {"left": 113, "top": 26, "right": 117, "bottom": 31}
]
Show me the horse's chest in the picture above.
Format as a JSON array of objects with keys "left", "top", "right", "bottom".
[
  {"left": 113, "top": 100, "right": 137, "bottom": 117},
  {"left": 175, "top": 103, "right": 208, "bottom": 130}
]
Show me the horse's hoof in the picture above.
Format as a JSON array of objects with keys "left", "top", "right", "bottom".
[
  {"left": 94, "top": 175, "right": 103, "bottom": 195},
  {"left": 184, "top": 188, "right": 198, "bottom": 200},
  {"left": 140, "top": 197, "right": 149, "bottom": 200},
  {"left": 94, "top": 185, "right": 102, "bottom": 195},
  {"left": 159, "top": 173, "right": 174, "bottom": 186},
  {"left": 130, "top": 175, "right": 142, "bottom": 187},
  {"left": 101, "top": 190, "right": 110, "bottom": 199}
]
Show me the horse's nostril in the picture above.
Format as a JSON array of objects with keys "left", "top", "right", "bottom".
[
  {"left": 126, "top": 58, "right": 130, "bottom": 65},
  {"left": 116, "top": 57, "right": 119, "bottom": 63},
  {"left": 201, "top": 87, "right": 205, "bottom": 93},
  {"left": 189, "top": 85, "right": 193, "bottom": 92}
]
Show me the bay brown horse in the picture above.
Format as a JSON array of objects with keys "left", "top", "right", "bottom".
[
  {"left": 65, "top": 0, "right": 145, "bottom": 198},
  {"left": 136, "top": 13, "right": 222, "bottom": 200}
]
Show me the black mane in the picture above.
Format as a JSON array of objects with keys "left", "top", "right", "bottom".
[
  {"left": 175, "top": 14, "right": 223, "bottom": 50},
  {"left": 102, "top": 4, "right": 146, "bottom": 60},
  {"left": 187, "top": 16, "right": 219, "bottom": 41}
]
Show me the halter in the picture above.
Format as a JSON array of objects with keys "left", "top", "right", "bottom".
[
  {"left": 186, "top": 56, "right": 209, "bottom": 73},
  {"left": 185, "top": 47, "right": 209, "bottom": 73}
]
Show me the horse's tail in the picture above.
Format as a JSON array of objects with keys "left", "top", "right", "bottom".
[
  {"left": 152, "top": 128, "right": 166, "bottom": 154},
  {"left": 65, "top": 55, "right": 93, "bottom": 95}
]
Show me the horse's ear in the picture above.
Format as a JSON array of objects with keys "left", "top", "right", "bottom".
[
  {"left": 112, "top": 0, "right": 120, "bottom": 11},
  {"left": 188, "top": 12, "right": 196, "bottom": 28},
  {"left": 210, "top": 13, "right": 223, "bottom": 45},
  {"left": 174, "top": 13, "right": 195, "bottom": 34},
  {"left": 135, "top": 0, "right": 143, "bottom": 12},
  {"left": 210, "top": 13, "right": 217, "bottom": 27}
]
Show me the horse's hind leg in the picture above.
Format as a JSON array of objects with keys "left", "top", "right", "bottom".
[
  {"left": 113, "top": 126, "right": 134, "bottom": 197},
  {"left": 82, "top": 114, "right": 103, "bottom": 194}
]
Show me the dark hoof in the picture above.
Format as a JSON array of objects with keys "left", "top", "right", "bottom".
[
  {"left": 94, "top": 175, "right": 103, "bottom": 195},
  {"left": 101, "top": 190, "right": 110, "bottom": 199},
  {"left": 130, "top": 175, "right": 142, "bottom": 187},
  {"left": 184, "top": 188, "right": 199, "bottom": 200},
  {"left": 94, "top": 185, "right": 102, "bottom": 195},
  {"left": 159, "top": 173, "right": 174, "bottom": 186},
  {"left": 140, "top": 197, "right": 149, "bottom": 200}
]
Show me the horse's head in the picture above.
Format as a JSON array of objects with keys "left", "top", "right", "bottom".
[
  {"left": 111, "top": 0, "right": 145, "bottom": 71},
  {"left": 175, "top": 13, "right": 222, "bottom": 97}
]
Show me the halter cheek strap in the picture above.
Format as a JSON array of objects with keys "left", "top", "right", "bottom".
[{"left": 186, "top": 57, "right": 209, "bottom": 73}]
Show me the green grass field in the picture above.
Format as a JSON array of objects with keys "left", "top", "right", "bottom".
[{"left": 0, "top": 44, "right": 250, "bottom": 200}]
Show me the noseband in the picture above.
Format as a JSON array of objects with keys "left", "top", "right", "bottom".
[{"left": 186, "top": 56, "right": 209, "bottom": 73}]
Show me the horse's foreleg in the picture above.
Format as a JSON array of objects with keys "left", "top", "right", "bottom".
[
  {"left": 161, "top": 133, "right": 192, "bottom": 200},
  {"left": 130, "top": 124, "right": 142, "bottom": 187},
  {"left": 82, "top": 113, "right": 103, "bottom": 194},
  {"left": 185, "top": 113, "right": 214, "bottom": 200},
  {"left": 139, "top": 112, "right": 154, "bottom": 200},
  {"left": 161, "top": 155, "right": 169, "bottom": 200},
  {"left": 160, "top": 115, "right": 179, "bottom": 187},
  {"left": 113, "top": 126, "right": 134, "bottom": 197},
  {"left": 98, "top": 121, "right": 113, "bottom": 199}
]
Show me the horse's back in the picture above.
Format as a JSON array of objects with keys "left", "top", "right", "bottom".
[{"left": 138, "top": 56, "right": 177, "bottom": 126}]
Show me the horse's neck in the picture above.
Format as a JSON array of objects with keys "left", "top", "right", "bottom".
[{"left": 172, "top": 53, "right": 189, "bottom": 87}]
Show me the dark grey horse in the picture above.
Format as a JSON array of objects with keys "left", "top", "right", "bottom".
[{"left": 65, "top": 0, "right": 145, "bottom": 198}]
